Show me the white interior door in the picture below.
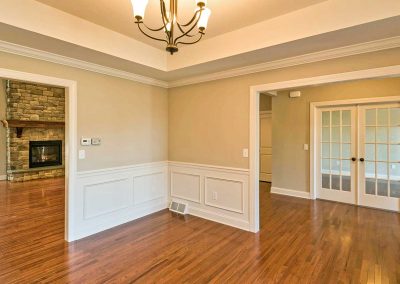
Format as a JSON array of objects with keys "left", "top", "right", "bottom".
[
  {"left": 260, "top": 111, "right": 272, "bottom": 182},
  {"left": 316, "top": 102, "right": 400, "bottom": 212},
  {"left": 358, "top": 104, "right": 400, "bottom": 211},
  {"left": 317, "top": 107, "right": 357, "bottom": 204}
]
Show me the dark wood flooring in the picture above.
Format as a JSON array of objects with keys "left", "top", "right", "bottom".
[{"left": 0, "top": 178, "right": 399, "bottom": 283}]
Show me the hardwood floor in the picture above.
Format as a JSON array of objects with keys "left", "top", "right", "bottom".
[{"left": 0, "top": 179, "right": 399, "bottom": 283}]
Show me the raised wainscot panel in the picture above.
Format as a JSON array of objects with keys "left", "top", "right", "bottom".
[
  {"left": 205, "top": 177, "right": 244, "bottom": 213},
  {"left": 170, "top": 171, "right": 201, "bottom": 203},
  {"left": 133, "top": 172, "right": 166, "bottom": 205},
  {"left": 84, "top": 178, "right": 132, "bottom": 219}
]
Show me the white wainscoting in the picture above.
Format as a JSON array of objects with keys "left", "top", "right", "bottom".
[
  {"left": 73, "top": 161, "right": 168, "bottom": 240},
  {"left": 169, "top": 162, "right": 250, "bottom": 231}
]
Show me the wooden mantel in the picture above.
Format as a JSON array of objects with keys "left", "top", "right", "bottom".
[{"left": 1, "top": 119, "right": 65, "bottom": 138}]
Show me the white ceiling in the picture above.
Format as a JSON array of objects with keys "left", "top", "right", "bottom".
[{"left": 34, "top": 0, "right": 326, "bottom": 49}]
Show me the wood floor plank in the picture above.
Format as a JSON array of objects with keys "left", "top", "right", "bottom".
[{"left": 0, "top": 179, "right": 399, "bottom": 283}]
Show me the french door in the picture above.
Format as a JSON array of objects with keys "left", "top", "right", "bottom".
[{"left": 317, "top": 103, "right": 400, "bottom": 212}]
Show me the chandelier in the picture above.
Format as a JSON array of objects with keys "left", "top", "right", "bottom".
[{"left": 131, "top": 0, "right": 211, "bottom": 55}]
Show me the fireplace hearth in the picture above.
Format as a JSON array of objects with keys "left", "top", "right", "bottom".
[{"left": 29, "top": 140, "right": 62, "bottom": 168}]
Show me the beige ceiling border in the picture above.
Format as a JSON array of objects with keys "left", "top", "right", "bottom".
[
  {"left": 0, "top": 40, "right": 169, "bottom": 88},
  {"left": 168, "top": 36, "right": 400, "bottom": 88}
]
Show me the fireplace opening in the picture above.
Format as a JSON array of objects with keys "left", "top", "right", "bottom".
[{"left": 29, "top": 140, "right": 62, "bottom": 168}]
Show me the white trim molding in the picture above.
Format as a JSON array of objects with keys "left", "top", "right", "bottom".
[
  {"left": 168, "top": 36, "right": 400, "bottom": 88},
  {"left": 271, "top": 187, "right": 311, "bottom": 200},
  {"left": 169, "top": 161, "right": 250, "bottom": 231},
  {"left": 1, "top": 36, "right": 400, "bottom": 89},
  {"left": 0, "top": 67, "right": 78, "bottom": 242},
  {"left": 0, "top": 40, "right": 169, "bottom": 88}
]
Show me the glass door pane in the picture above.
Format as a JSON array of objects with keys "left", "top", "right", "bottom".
[
  {"left": 389, "top": 107, "right": 400, "bottom": 198},
  {"left": 320, "top": 109, "right": 353, "bottom": 192},
  {"left": 363, "top": 107, "right": 390, "bottom": 197},
  {"left": 359, "top": 104, "right": 400, "bottom": 212},
  {"left": 318, "top": 107, "right": 356, "bottom": 205}
]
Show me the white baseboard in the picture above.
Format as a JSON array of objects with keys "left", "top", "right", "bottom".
[
  {"left": 271, "top": 186, "right": 311, "bottom": 199},
  {"left": 189, "top": 207, "right": 250, "bottom": 231},
  {"left": 0, "top": 175, "right": 6, "bottom": 181}
]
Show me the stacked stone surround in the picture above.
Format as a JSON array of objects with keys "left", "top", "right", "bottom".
[{"left": 6, "top": 81, "right": 65, "bottom": 182}]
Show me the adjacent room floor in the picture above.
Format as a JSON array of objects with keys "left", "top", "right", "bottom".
[{"left": 0, "top": 179, "right": 399, "bottom": 283}]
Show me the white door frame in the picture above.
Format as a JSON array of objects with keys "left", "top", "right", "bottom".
[
  {"left": 0, "top": 68, "right": 77, "bottom": 242},
  {"left": 249, "top": 65, "right": 400, "bottom": 233}
]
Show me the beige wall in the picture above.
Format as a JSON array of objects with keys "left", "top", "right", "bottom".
[
  {"left": 1, "top": 47, "right": 400, "bottom": 189},
  {"left": 274, "top": 77, "right": 400, "bottom": 192},
  {"left": 0, "top": 52, "right": 168, "bottom": 172},
  {"left": 0, "top": 80, "right": 6, "bottom": 176},
  {"left": 168, "top": 47, "right": 400, "bottom": 190}
]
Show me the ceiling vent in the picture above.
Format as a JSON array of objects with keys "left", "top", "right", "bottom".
[{"left": 169, "top": 201, "right": 188, "bottom": 215}]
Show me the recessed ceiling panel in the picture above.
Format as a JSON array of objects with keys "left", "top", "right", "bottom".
[{"left": 34, "top": 0, "right": 327, "bottom": 49}]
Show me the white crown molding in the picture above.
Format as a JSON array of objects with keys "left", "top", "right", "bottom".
[
  {"left": 168, "top": 36, "right": 400, "bottom": 88},
  {"left": 1, "top": 36, "right": 400, "bottom": 89},
  {"left": 0, "top": 40, "right": 169, "bottom": 88}
]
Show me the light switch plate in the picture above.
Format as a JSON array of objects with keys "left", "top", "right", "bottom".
[
  {"left": 79, "top": 150, "right": 86, "bottom": 160},
  {"left": 242, "top": 148, "right": 249, "bottom": 158},
  {"left": 304, "top": 144, "right": 309, "bottom": 151}
]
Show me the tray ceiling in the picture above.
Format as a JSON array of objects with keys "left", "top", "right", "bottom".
[{"left": 34, "top": 0, "right": 326, "bottom": 49}]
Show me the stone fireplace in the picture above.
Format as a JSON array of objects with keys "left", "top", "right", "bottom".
[{"left": 4, "top": 80, "right": 65, "bottom": 182}]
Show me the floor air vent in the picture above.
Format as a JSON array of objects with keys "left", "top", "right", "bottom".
[{"left": 169, "top": 201, "right": 188, "bottom": 215}]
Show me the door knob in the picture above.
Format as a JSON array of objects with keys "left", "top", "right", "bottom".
[
  {"left": 359, "top": 158, "right": 365, "bottom": 162},
  {"left": 351, "top": 157, "right": 357, "bottom": 162}
]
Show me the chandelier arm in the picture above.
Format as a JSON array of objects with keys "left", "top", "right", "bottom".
[
  {"left": 174, "top": 9, "right": 202, "bottom": 45},
  {"left": 176, "top": 33, "right": 203, "bottom": 46},
  {"left": 177, "top": 23, "right": 197, "bottom": 37},
  {"left": 137, "top": 22, "right": 169, "bottom": 44},
  {"left": 141, "top": 22, "right": 167, "bottom": 32},
  {"left": 160, "top": 0, "right": 172, "bottom": 42},
  {"left": 177, "top": 9, "right": 201, "bottom": 27},
  {"left": 160, "top": 0, "right": 168, "bottom": 25}
]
